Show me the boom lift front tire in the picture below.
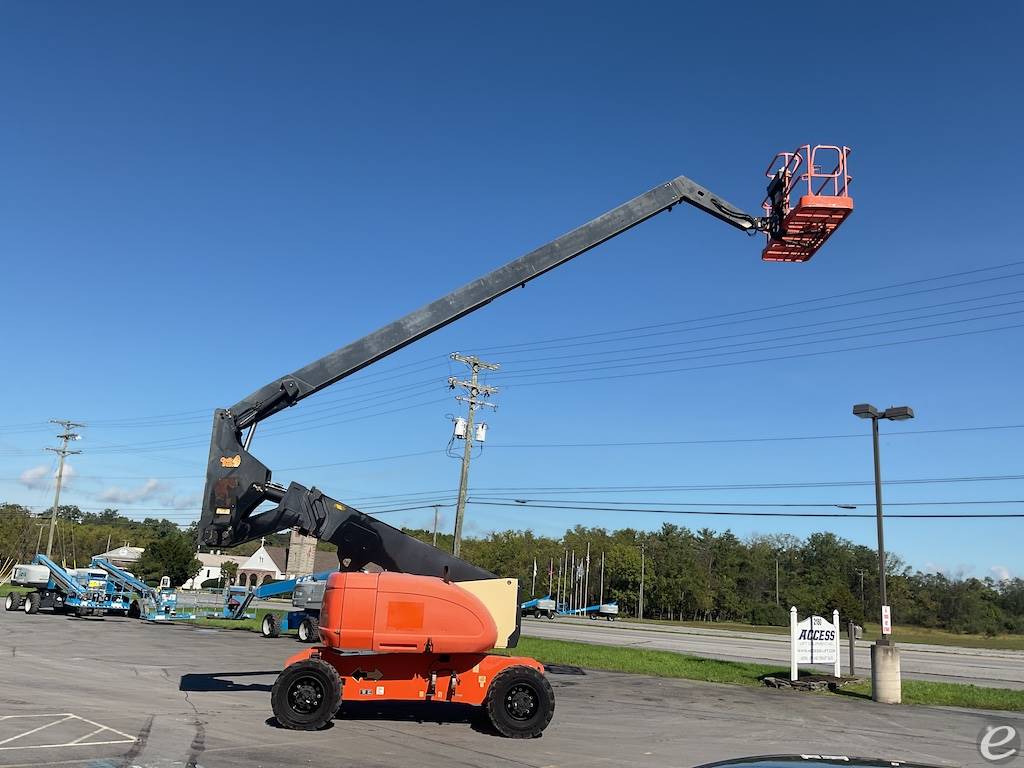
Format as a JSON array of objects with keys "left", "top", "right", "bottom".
[
  {"left": 297, "top": 616, "right": 319, "bottom": 643},
  {"left": 271, "top": 657, "right": 341, "bottom": 731},
  {"left": 127, "top": 601, "right": 142, "bottom": 619},
  {"left": 261, "top": 613, "right": 281, "bottom": 638},
  {"left": 5, "top": 593, "right": 22, "bottom": 611},
  {"left": 483, "top": 665, "right": 555, "bottom": 738},
  {"left": 23, "top": 592, "right": 41, "bottom": 615}
]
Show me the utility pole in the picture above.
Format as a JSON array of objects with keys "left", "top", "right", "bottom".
[
  {"left": 45, "top": 420, "right": 83, "bottom": 558},
  {"left": 639, "top": 543, "right": 646, "bottom": 621},
  {"left": 431, "top": 504, "right": 441, "bottom": 547},
  {"left": 448, "top": 353, "right": 498, "bottom": 558},
  {"left": 775, "top": 556, "right": 780, "bottom": 606},
  {"left": 856, "top": 568, "right": 866, "bottom": 614}
]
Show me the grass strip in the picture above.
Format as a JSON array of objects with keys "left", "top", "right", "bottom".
[
  {"left": 616, "top": 617, "right": 1024, "bottom": 651},
  {"left": 180, "top": 611, "right": 1024, "bottom": 712},
  {"left": 512, "top": 637, "right": 1024, "bottom": 711}
]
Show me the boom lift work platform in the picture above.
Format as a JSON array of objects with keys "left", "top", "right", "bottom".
[
  {"left": 210, "top": 569, "right": 334, "bottom": 642},
  {"left": 90, "top": 557, "right": 195, "bottom": 621},
  {"left": 6, "top": 554, "right": 130, "bottom": 617},
  {"left": 196, "top": 148, "right": 853, "bottom": 737}
]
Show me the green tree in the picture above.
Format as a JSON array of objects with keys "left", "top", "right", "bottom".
[
  {"left": 137, "top": 530, "right": 201, "bottom": 587},
  {"left": 221, "top": 559, "right": 239, "bottom": 585}
]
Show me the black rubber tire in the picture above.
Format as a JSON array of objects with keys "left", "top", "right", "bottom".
[
  {"left": 127, "top": 600, "right": 142, "bottom": 619},
  {"left": 5, "top": 593, "right": 22, "bottom": 611},
  {"left": 23, "top": 592, "right": 41, "bottom": 615},
  {"left": 297, "top": 616, "right": 319, "bottom": 643},
  {"left": 483, "top": 665, "right": 555, "bottom": 738},
  {"left": 547, "top": 612, "right": 555, "bottom": 621},
  {"left": 271, "top": 657, "right": 341, "bottom": 731},
  {"left": 261, "top": 613, "right": 281, "bottom": 638}
]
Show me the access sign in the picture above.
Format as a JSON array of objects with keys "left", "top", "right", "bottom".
[
  {"left": 790, "top": 607, "right": 841, "bottom": 680},
  {"left": 881, "top": 604, "right": 892, "bottom": 635},
  {"left": 795, "top": 615, "right": 838, "bottom": 664}
]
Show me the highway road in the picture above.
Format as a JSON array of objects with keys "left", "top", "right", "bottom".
[{"left": 521, "top": 616, "right": 1024, "bottom": 689}]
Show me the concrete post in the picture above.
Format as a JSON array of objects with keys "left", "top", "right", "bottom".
[
  {"left": 871, "top": 643, "right": 902, "bottom": 703},
  {"left": 848, "top": 621, "right": 856, "bottom": 677},
  {"left": 832, "top": 609, "right": 841, "bottom": 678},
  {"left": 790, "top": 606, "right": 798, "bottom": 681}
]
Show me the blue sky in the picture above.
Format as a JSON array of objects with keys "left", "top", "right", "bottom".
[{"left": 1, "top": 3, "right": 1021, "bottom": 581}]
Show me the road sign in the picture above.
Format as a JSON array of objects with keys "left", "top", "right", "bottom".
[{"left": 881, "top": 604, "right": 892, "bottom": 635}]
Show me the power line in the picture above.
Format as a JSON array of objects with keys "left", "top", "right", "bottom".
[
  {"left": 478, "top": 259, "right": 1024, "bottom": 354},
  {"left": 466, "top": 500, "right": 1024, "bottom": 519},
  {"left": 505, "top": 319, "right": 1024, "bottom": 388},
  {"left": 471, "top": 497, "right": 1024, "bottom": 508},
  {"left": 5, "top": 261, "right": 1024, "bottom": 434},
  {"left": 494, "top": 298, "right": 1024, "bottom": 376},
  {"left": 497, "top": 306, "right": 1024, "bottom": 380}
]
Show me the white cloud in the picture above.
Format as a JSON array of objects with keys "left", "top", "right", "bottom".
[
  {"left": 990, "top": 565, "right": 1012, "bottom": 582},
  {"left": 97, "top": 478, "right": 163, "bottom": 504},
  {"left": 160, "top": 493, "right": 200, "bottom": 510},
  {"left": 18, "top": 463, "right": 75, "bottom": 490}
]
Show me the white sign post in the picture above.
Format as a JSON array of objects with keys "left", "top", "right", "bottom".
[{"left": 790, "top": 607, "right": 841, "bottom": 680}]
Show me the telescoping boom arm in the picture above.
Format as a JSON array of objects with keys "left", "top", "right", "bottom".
[{"left": 197, "top": 174, "right": 768, "bottom": 580}]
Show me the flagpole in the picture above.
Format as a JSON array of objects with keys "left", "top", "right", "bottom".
[
  {"left": 532, "top": 557, "right": 537, "bottom": 598},
  {"left": 600, "top": 550, "right": 605, "bottom": 605},
  {"left": 570, "top": 550, "right": 575, "bottom": 614},
  {"left": 584, "top": 541, "right": 591, "bottom": 611}
]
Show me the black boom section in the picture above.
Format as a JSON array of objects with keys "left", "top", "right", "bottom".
[
  {"left": 197, "top": 174, "right": 762, "bottom": 573},
  {"left": 227, "top": 176, "right": 760, "bottom": 429}
]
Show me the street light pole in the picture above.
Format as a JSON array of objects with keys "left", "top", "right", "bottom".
[
  {"left": 870, "top": 413, "right": 888, "bottom": 637},
  {"left": 853, "top": 402, "right": 914, "bottom": 705}
]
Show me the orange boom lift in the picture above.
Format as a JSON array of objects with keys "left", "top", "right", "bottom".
[{"left": 196, "top": 148, "right": 852, "bottom": 737}]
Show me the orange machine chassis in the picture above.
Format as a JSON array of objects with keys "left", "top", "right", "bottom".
[{"left": 285, "top": 646, "right": 544, "bottom": 707}]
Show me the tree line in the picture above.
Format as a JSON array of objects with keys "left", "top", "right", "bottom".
[{"left": 2, "top": 502, "right": 1020, "bottom": 635}]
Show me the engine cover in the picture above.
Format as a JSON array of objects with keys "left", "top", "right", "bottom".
[{"left": 318, "top": 572, "right": 498, "bottom": 654}]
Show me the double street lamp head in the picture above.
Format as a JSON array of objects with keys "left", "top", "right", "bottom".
[{"left": 853, "top": 403, "right": 915, "bottom": 421}]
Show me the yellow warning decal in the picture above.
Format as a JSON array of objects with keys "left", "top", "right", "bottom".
[
  {"left": 220, "top": 455, "right": 241, "bottom": 468},
  {"left": 215, "top": 507, "right": 231, "bottom": 516},
  {"left": 335, "top": 503, "right": 346, "bottom": 511}
]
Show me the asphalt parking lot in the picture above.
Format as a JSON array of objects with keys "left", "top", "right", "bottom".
[{"left": 0, "top": 609, "right": 1019, "bottom": 768}]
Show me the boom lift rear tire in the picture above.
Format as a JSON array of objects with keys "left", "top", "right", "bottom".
[
  {"left": 128, "top": 600, "right": 142, "bottom": 619},
  {"left": 262, "top": 613, "right": 281, "bottom": 638},
  {"left": 23, "top": 592, "right": 41, "bottom": 615},
  {"left": 5, "top": 593, "right": 22, "bottom": 611},
  {"left": 297, "top": 616, "right": 319, "bottom": 643},
  {"left": 270, "top": 657, "right": 341, "bottom": 731},
  {"left": 483, "top": 665, "right": 555, "bottom": 738}
]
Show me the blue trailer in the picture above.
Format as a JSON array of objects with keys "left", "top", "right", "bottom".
[
  {"left": 5, "top": 554, "right": 132, "bottom": 617},
  {"left": 210, "top": 569, "right": 335, "bottom": 642}
]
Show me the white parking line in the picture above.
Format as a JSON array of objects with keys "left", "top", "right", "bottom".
[
  {"left": 0, "top": 716, "right": 74, "bottom": 746},
  {"left": 0, "top": 713, "right": 136, "bottom": 751}
]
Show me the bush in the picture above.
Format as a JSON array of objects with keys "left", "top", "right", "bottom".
[{"left": 749, "top": 603, "right": 790, "bottom": 627}]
